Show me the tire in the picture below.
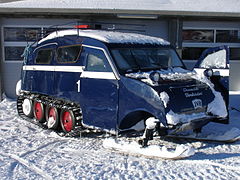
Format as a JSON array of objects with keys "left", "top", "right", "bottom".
[
  {"left": 22, "top": 98, "right": 34, "bottom": 118},
  {"left": 45, "top": 106, "right": 59, "bottom": 129},
  {"left": 60, "top": 109, "right": 75, "bottom": 133},
  {"left": 33, "top": 101, "right": 45, "bottom": 123}
]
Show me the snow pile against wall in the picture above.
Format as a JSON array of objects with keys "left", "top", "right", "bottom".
[{"left": 38, "top": 29, "right": 170, "bottom": 45}]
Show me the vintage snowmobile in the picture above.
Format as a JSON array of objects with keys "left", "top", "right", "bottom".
[{"left": 15, "top": 25, "right": 232, "bottom": 158}]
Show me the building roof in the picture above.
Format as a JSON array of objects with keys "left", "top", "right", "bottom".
[
  {"left": 0, "top": 0, "right": 240, "bottom": 17},
  {"left": 38, "top": 29, "right": 170, "bottom": 45}
]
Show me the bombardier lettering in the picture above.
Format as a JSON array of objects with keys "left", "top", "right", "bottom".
[
  {"left": 183, "top": 87, "right": 199, "bottom": 92},
  {"left": 185, "top": 92, "right": 203, "bottom": 98}
]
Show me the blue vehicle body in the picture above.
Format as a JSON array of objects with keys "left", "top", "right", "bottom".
[{"left": 19, "top": 29, "right": 228, "bottom": 134}]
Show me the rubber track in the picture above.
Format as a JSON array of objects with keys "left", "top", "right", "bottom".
[{"left": 17, "top": 93, "right": 84, "bottom": 137}]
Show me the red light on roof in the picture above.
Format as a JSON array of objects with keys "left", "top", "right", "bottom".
[{"left": 74, "top": 25, "right": 91, "bottom": 29}]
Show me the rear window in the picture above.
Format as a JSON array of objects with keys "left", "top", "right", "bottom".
[
  {"left": 57, "top": 45, "right": 81, "bottom": 63},
  {"left": 35, "top": 49, "right": 53, "bottom": 64}
]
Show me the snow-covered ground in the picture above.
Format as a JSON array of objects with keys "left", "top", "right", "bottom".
[{"left": 0, "top": 95, "right": 240, "bottom": 180}]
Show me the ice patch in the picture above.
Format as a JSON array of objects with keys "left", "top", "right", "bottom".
[
  {"left": 103, "top": 138, "right": 195, "bottom": 159},
  {"left": 38, "top": 29, "right": 170, "bottom": 45}
]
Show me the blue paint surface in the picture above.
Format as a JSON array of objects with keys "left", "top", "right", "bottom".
[{"left": 21, "top": 33, "right": 222, "bottom": 132}]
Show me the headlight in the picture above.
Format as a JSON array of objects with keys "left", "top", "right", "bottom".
[
  {"left": 204, "top": 69, "right": 213, "bottom": 78},
  {"left": 149, "top": 72, "right": 163, "bottom": 82}
]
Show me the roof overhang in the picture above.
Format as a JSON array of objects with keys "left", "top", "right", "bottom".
[
  {"left": 0, "top": 0, "right": 240, "bottom": 18},
  {"left": 0, "top": 8, "right": 240, "bottom": 18}
]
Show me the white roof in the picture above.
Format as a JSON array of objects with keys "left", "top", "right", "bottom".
[
  {"left": 38, "top": 29, "right": 170, "bottom": 45},
  {"left": 0, "top": 0, "right": 240, "bottom": 17}
]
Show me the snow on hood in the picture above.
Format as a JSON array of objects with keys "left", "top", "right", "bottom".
[
  {"left": 38, "top": 29, "right": 170, "bottom": 45},
  {"left": 126, "top": 67, "right": 195, "bottom": 86}
]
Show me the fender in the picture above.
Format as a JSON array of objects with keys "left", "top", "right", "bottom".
[{"left": 118, "top": 76, "right": 166, "bottom": 129}]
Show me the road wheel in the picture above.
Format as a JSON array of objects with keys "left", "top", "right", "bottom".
[
  {"left": 33, "top": 101, "right": 45, "bottom": 123},
  {"left": 60, "top": 109, "right": 75, "bottom": 133},
  {"left": 46, "top": 106, "right": 59, "bottom": 129},
  {"left": 22, "top": 98, "right": 33, "bottom": 118}
]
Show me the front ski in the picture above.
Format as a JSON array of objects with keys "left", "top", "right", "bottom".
[
  {"left": 103, "top": 138, "right": 195, "bottom": 160},
  {"left": 166, "top": 128, "right": 240, "bottom": 143}
]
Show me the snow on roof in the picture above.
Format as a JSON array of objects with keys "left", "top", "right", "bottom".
[
  {"left": 38, "top": 29, "right": 170, "bottom": 45},
  {"left": 0, "top": 0, "right": 240, "bottom": 17}
]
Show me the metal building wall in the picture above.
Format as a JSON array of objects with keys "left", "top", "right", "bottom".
[
  {"left": 0, "top": 21, "right": 3, "bottom": 101},
  {"left": 0, "top": 17, "right": 168, "bottom": 99}
]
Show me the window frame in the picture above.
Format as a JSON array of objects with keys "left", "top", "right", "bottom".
[
  {"left": 182, "top": 27, "right": 240, "bottom": 61},
  {"left": 2, "top": 26, "right": 42, "bottom": 62},
  {"left": 83, "top": 47, "right": 113, "bottom": 73},
  {"left": 3, "top": 27, "right": 41, "bottom": 42},
  {"left": 1, "top": 25, "right": 68, "bottom": 62},
  {"left": 35, "top": 48, "right": 54, "bottom": 65},
  {"left": 56, "top": 44, "right": 82, "bottom": 64},
  {"left": 182, "top": 29, "right": 214, "bottom": 43}
]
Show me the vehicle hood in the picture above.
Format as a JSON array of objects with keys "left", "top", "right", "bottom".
[{"left": 125, "top": 67, "right": 228, "bottom": 125}]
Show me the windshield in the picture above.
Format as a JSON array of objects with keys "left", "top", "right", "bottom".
[{"left": 111, "top": 48, "right": 184, "bottom": 73}]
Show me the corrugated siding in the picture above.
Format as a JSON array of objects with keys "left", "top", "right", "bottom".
[
  {"left": 0, "top": 26, "right": 2, "bottom": 100},
  {"left": 2, "top": 62, "right": 22, "bottom": 98},
  {"left": 230, "top": 61, "right": 240, "bottom": 91}
]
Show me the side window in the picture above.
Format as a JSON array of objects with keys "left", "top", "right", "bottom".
[
  {"left": 57, "top": 45, "right": 81, "bottom": 63},
  {"left": 85, "top": 48, "right": 112, "bottom": 72},
  {"left": 35, "top": 49, "right": 53, "bottom": 64}
]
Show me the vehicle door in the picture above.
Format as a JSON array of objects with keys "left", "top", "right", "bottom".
[
  {"left": 79, "top": 46, "right": 119, "bottom": 131},
  {"left": 54, "top": 43, "right": 83, "bottom": 101},
  {"left": 29, "top": 43, "right": 57, "bottom": 95},
  {"left": 193, "top": 46, "right": 229, "bottom": 105}
]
